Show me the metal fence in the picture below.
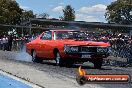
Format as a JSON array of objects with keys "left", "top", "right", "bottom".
[
  {"left": 103, "top": 38, "right": 132, "bottom": 66},
  {"left": 11, "top": 39, "right": 29, "bottom": 52}
]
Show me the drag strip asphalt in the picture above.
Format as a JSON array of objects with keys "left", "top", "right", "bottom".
[{"left": 0, "top": 51, "right": 132, "bottom": 88}]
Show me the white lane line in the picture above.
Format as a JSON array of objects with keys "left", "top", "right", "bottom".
[{"left": 0, "top": 70, "right": 41, "bottom": 88}]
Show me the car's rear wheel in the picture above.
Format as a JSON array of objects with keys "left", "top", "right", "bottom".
[
  {"left": 32, "top": 50, "right": 43, "bottom": 63},
  {"left": 93, "top": 58, "right": 103, "bottom": 69}
]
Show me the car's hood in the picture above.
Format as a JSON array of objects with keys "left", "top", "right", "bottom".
[{"left": 62, "top": 40, "right": 110, "bottom": 47}]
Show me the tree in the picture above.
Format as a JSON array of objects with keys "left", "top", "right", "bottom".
[
  {"left": 39, "top": 13, "right": 49, "bottom": 19},
  {"left": 21, "top": 10, "right": 36, "bottom": 20},
  {"left": 0, "top": 0, "right": 36, "bottom": 36},
  {"left": 105, "top": 0, "right": 132, "bottom": 24},
  {"left": 0, "top": 0, "right": 23, "bottom": 25},
  {"left": 61, "top": 5, "right": 75, "bottom": 21}
]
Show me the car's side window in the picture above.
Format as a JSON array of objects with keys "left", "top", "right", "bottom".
[{"left": 40, "top": 31, "right": 52, "bottom": 40}]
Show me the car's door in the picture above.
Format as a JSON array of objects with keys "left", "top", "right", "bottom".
[{"left": 39, "top": 31, "right": 54, "bottom": 59}]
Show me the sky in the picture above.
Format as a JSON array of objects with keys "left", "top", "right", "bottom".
[{"left": 16, "top": 0, "right": 117, "bottom": 23}]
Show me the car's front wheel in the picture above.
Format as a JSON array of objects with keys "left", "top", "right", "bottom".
[
  {"left": 55, "top": 52, "right": 64, "bottom": 66},
  {"left": 55, "top": 52, "right": 74, "bottom": 67},
  {"left": 32, "top": 50, "right": 43, "bottom": 63}
]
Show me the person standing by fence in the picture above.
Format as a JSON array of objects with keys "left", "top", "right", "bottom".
[
  {"left": 0, "top": 36, "right": 3, "bottom": 50},
  {"left": 2, "top": 35, "right": 8, "bottom": 51},
  {"left": 7, "top": 35, "right": 13, "bottom": 51}
]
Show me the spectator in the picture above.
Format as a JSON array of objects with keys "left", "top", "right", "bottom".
[
  {"left": 0, "top": 36, "right": 3, "bottom": 50},
  {"left": 2, "top": 35, "right": 8, "bottom": 51},
  {"left": 7, "top": 35, "right": 13, "bottom": 51}
]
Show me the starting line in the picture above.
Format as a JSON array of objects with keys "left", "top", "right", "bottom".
[{"left": 0, "top": 70, "right": 40, "bottom": 88}]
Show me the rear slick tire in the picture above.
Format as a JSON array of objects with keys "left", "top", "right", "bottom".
[{"left": 32, "top": 50, "right": 43, "bottom": 63}]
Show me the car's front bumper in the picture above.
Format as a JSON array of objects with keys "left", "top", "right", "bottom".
[{"left": 62, "top": 52, "right": 109, "bottom": 60}]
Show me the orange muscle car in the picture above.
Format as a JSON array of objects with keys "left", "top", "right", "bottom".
[{"left": 26, "top": 30, "right": 110, "bottom": 68}]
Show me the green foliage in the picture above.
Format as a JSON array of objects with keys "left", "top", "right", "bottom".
[
  {"left": 0, "top": 0, "right": 36, "bottom": 36},
  {"left": 0, "top": 0, "right": 36, "bottom": 25},
  {"left": 0, "top": 0, "right": 23, "bottom": 25},
  {"left": 105, "top": 0, "right": 132, "bottom": 24},
  {"left": 61, "top": 5, "right": 75, "bottom": 21},
  {"left": 21, "top": 10, "right": 36, "bottom": 20}
]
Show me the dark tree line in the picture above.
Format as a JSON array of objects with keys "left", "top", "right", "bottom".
[
  {"left": 105, "top": 0, "right": 132, "bottom": 24},
  {"left": 0, "top": 0, "right": 76, "bottom": 36},
  {"left": 0, "top": 0, "right": 36, "bottom": 25},
  {"left": 0, "top": 0, "right": 36, "bottom": 36},
  {"left": 0, "top": 0, "right": 76, "bottom": 25}
]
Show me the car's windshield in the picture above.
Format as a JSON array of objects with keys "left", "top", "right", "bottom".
[
  {"left": 54, "top": 31, "right": 110, "bottom": 42},
  {"left": 54, "top": 31, "right": 96, "bottom": 41}
]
